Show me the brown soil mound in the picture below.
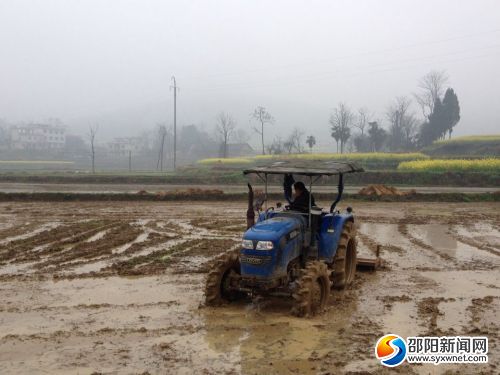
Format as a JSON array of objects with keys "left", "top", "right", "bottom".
[{"left": 358, "top": 184, "right": 416, "bottom": 196}]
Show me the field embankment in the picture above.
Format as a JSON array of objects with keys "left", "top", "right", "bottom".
[
  {"left": 0, "top": 170, "right": 499, "bottom": 187},
  {"left": 0, "top": 190, "right": 498, "bottom": 202},
  {"left": 422, "top": 135, "right": 500, "bottom": 157}
]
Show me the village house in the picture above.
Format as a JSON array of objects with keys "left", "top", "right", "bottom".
[{"left": 10, "top": 124, "right": 66, "bottom": 150}]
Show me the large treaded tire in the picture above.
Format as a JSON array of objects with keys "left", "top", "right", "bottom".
[
  {"left": 205, "top": 250, "right": 243, "bottom": 306},
  {"left": 331, "top": 221, "right": 357, "bottom": 290},
  {"left": 291, "top": 261, "right": 330, "bottom": 317}
]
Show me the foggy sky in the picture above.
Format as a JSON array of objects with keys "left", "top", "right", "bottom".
[{"left": 1, "top": 0, "right": 499, "bottom": 150}]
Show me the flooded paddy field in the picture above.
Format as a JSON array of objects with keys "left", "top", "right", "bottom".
[{"left": 0, "top": 201, "right": 499, "bottom": 374}]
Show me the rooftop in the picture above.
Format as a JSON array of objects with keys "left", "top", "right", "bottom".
[{"left": 243, "top": 160, "right": 364, "bottom": 176}]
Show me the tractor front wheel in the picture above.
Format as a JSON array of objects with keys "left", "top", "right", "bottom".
[
  {"left": 291, "top": 261, "right": 330, "bottom": 317},
  {"left": 331, "top": 221, "right": 357, "bottom": 290},
  {"left": 205, "top": 250, "right": 244, "bottom": 306}
]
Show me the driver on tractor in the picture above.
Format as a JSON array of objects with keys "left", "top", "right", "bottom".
[{"left": 283, "top": 174, "right": 315, "bottom": 212}]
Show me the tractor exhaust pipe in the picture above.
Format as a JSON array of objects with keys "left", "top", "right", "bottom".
[{"left": 247, "top": 183, "right": 255, "bottom": 229}]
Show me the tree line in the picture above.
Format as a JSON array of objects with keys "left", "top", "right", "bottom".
[
  {"left": 216, "top": 70, "right": 460, "bottom": 156},
  {"left": 330, "top": 70, "right": 460, "bottom": 153}
]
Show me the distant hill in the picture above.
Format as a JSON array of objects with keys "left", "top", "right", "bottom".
[{"left": 422, "top": 135, "right": 500, "bottom": 157}]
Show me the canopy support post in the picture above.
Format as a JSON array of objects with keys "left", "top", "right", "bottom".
[
  {"left": 308, "top": 175, "right": 312, "bottom": 230},
  {"left": 264, "top": 173, "right": 268, "bottom": 211},
  {"left": 330, "top": 173, "right": 344, "bottom": 213}
]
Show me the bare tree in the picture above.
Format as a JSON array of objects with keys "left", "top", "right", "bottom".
[
  {"left": 283, "top": 128, "right": 304, "bottom": 154},
  {"left": 329, "top": 103, "right": 353, "bottom": 154},
  {"left": 401, "top": 115, "right": 419, "bottom": 149},
  {"left": 306, "top": 135, "right": 316, "bottom": 153},
  {"left": 413, "top": 70, "right": 449, "bottom": 118},
  {"left": 266, "top": 136, "right": 284, "bottom": 155},
  {"left": 386, "top": 96, "right": 417, "bottom": 151},
  {"left": 283, "top": 138, "right": 294, "bottom": 154},
  {"left": 353, "top": 107, "right": 371, "bottom": 135},
  {"left": 88, "top": 125, "right": 98, "bottom": 174},
  {"left": 251, "top": 106, "right": 274, "bottom": 155},
  {"left": 215, "top": 112, "right": 236, "bottom": 158}
]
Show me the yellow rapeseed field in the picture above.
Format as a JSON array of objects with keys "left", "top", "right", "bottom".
[
  {"left": 198, "top": 157, "right": 253, "bottom": 165},
  {"left": 0, "top": 160, "right": 74, "bottom": 165},
  {"left": 199, "top": 152, "right": 430, "bottom": 166},
  {"left": 253, "top": 152, "right": 429, "bottom": 161},
  {"left": 433, "top": 135, "right": 500, "bottom": 144},
  {"left": 397, "top": 158, "right": 500, "bottom": 172}
]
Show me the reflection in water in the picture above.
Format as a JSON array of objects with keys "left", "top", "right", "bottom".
[
  {"left": 410, "top": 224, "right": 500, "bottom": 263},
  {"left": 424, "top": 224, "right": 457, "bottom": 250}
]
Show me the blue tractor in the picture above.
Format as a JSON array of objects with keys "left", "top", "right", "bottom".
[{"left": 205, "top": 160, "right": 369, "bottom": 317}]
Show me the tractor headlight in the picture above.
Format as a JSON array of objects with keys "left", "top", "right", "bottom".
[
  {"left": 242, "top": 239, "right": 254, "bottom": 249},
  {"left": 255, "top": 241, "right": 274, "bottom": 250}
]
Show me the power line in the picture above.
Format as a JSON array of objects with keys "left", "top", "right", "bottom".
[
  {"left": 184, "top": 44, "right": 500, "bottom": 93},
  {"left": 170, "top": 76, "right": 179, "bottom": 170},
  {"left": 185, "top": 28, "right": 500, "bottom": 81}
]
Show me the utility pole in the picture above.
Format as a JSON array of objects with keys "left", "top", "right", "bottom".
[
  {"left": 170, "top": 76, "right": 179, "bottom": 170},
  {"left": 156, "top": 126, "right": 166, "bottom": 172}
]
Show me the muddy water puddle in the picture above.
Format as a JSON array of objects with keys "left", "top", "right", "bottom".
[
  {"left": 0, "top": 201, "right": 499, "bottom": 374},
  {"left": 358, "top": 222, "right": 450, "bottom": 269},
  {"left": 0, "top": 275, "right": 198, "bottom": 336},
  {"left": 409, "top": 224, "right": 500, "bottom": 264}
]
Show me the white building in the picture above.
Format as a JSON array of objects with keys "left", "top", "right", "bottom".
[{"left": 10, "top": 124, "right": 66, "bottom": 150}]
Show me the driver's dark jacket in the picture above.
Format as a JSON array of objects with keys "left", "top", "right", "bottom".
[{"left": 289, "top": 190, "right": 315, "bottom": 212}]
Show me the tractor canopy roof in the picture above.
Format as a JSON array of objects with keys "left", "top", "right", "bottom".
[{"left": 243, "top": 160, "right": 364, "bottom": 176}]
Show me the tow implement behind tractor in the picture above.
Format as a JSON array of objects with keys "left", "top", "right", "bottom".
[{"left": 205, "top": 160, "right": 378, "bottom": 317}]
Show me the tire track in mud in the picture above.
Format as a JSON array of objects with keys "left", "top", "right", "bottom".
[
  {"left": 417, "top": 297, "right": 456, "bottom": 335},
  {"left": 189, "top": 218, "right": 246, "bottom": 233},
  {"left": 65, "top": 217, "right": 241, "bottom": 278},
  {"left": 398, "top": 222, "right": 499, "bottom": 272},
  {"left": 2, "top": 324, "right": 204, "bottom": 342},
  {"left": 1, "top": 201, "right": 499, "bottom": 374},
  {"left": 397, "top": 222, "right": 454, "bottom": 260},
  {"left": 7, "top": 220, "right": 119, "bottom": 264},
  {"left": 448, "top": 230, "right": 500, "bottom": 257},
  {"left": 0, "top": 301, "right": 181, "bottom": 314},
  {"left": 0, "top": 222, "right": 62, "bottom": 249},
  {"left": 35, "top": 222, "right": 143, "bottom": 271},
  {"left": 0, "top": 213, "right": 241, "bottom": 280},
  {"left": 103, "top": 237, "right": 239, "bottom": 276},
  {"left": 51, "top": 227, "right": 184, "bottom": 278},
  {"left": 0, "top": 221, "right": 43, "bottom": 243}
]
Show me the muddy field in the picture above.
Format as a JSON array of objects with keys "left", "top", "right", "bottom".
[{"left": 0, "top": 200, "right": 499, "bottom": 374}]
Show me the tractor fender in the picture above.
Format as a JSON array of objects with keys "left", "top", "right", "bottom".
[{"left": 318, "top": 213, "right": 354, "bottom": 263}]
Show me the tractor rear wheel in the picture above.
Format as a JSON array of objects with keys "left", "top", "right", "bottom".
[
  {"left": 205, "top": 250, "right": 244, "bottom": 306},
  {"left": 331, "top": 221, "right": 357, "bottom": 290},
  {"left": 291, "top": 261, "right": 330, "bottom": 317}
]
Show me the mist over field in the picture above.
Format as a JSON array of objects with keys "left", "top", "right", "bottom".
[
  {"left": 0, "top": 0, "right": 499, "bottom": 152},
  {"left": 1, "top": 3, "right": 500, "bottom": 374}
]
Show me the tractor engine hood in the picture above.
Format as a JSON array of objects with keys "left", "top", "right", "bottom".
[
  {"left": 240, "top": 215, "right": 305, "bottom": 281},
  {"left": 243, "top": 216, "right": 304, "bottom": 244}
]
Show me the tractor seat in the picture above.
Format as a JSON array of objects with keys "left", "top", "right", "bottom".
[{"left": 311, "top": 206, "right": 323, "bottom": 215}]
